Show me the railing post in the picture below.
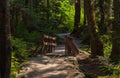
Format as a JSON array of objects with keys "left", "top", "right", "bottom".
[{"left": 65, "top": 35, "right": 80, "bottom": 56}]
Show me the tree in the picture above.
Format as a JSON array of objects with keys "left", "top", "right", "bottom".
[
  {"left": 110, "top": 0, "right": 120, "bottom": 59},
  {"left": 46, "top": 0, "right": 50, "bottom": 22},
  {"left": 105, "top": 0, "right": 113, "bottom": 32},
  {"left": 99, "top": 0, "right": 106, "bottom": 34},
  {"left": 84, "top": 0, "right": 104, "bottom": 57},
  {"left": 10, "top": 1, "right": 21, "bottom": 35},
  {"left": 71, "top": 0, "right": 81, "bottom": 35},
  {"left": 0, "top": 0, "right": 11, "bottom": 78},
  {"left": 83, "top": 0, "right": 87, "bottom": 26},
  {"left": 24, "top": 0, "right": 33, "bottom": 32}
]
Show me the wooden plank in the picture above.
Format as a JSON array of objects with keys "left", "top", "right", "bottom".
[
  {"left": 43, "top": 34, "right": 56, "bottom": 40},
  {"left": 43, "top": 42, "right": 57, "bottom": 46}
]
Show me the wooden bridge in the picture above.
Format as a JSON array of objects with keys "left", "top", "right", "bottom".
[
  {"left": 35, "top": 34, "right": 81, "bottom": 57},
  {"left": 17, "top": 34, "right": 90, "bottom": 78}
]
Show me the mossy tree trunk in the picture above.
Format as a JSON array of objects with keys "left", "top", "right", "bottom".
[
  {"left": 84, "top": 0, "right": 104, "bottom": 57},
  {"left": 110, "top": 0, "right": 120, "bottom": 59},
  {"left": 0, "top": 0, "right": 11, "bottom": 78}
]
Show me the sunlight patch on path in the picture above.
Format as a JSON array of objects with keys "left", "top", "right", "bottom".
[
  {"left": 17, "top": 53, "right": 85, "bottom": 78},
  {"left": 17, "top": 54, "right": 84, "bottom": 78}
]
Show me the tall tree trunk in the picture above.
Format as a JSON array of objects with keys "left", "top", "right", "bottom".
[
  {"left": 99, "top": 0, "right": 106, "bottom": 34},
  {"left": 29, "top": 0, "right": 33, "bottom": 10},
  {"left": 10, "top": 12, "right": 16, "bottom": 35},
  {"left": 0, "top": 0, "right": 11, "bottom": 78},
  {"left": 71, "top": 0, "right": 81, "bottom": 35},
  {"left": 105, "top": 0, "right": 113, "bottom": 33},
  {"left": 110, "top": 0, "right": 120, "bottom": 59},
  {"left": 10, "top": 6, "right": 19, "bottom": 35},
  {"left": 46, "top": 0, "right": 50, "bottom": 22},
  {"left": 24, "top": 0, "right": 33, "bottom": 32},
  {"left": 84, "top": 0, "right": 87, "bottom": 26},
  {"left": 84, "top": 0, "right": 104, "bottom": 57}
]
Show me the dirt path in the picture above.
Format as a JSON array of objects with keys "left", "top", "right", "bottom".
[{"left": 17, "top": 45, "right": 85, "bottom": 78}]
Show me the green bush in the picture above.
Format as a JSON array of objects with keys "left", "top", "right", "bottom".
[
  {"left": 98, "top": 56, "right": 120, "bottom": 77},
  {"left": 11, "top": 37, "right": 30, "bottom": 77},
  {"left": 80, "top": 45, "right": 90, "bottom": 52},
  {"left": 11, "top": 37, "right": 29, "bottom": 60},
  {"left": 100, "top": 34, "right": 112, "bottom": 57},
  {"left": 25, "top": 31, "right": 42, "bottom": 42}
]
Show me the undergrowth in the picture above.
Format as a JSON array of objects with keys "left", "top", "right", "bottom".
[
  {"left": 100, "top": 34, "right": 112, "bottom": 57},
  {"left": 11, "top": 37, "right": 33, "bottom": 77},
  {"left": 98, "top": 56, "right": 120, "bottom": 78}
]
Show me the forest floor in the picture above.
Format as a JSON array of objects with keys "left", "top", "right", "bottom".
[{"left": 17, "top": 33, "right": 105, "bottom": 78}]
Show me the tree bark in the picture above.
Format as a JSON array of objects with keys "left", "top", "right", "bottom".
[
  {"left": 110, "top": 0, "right": 120, "bottom": 59},
  {"left": 0, "top": 0, "right": 11, "bottom": 78},
  {"left": 84, "top": 0, "right": 104, "bottom": 57},
  {"left": 105, "top": 0, "right": 113, "bottom": 32},
  {"left": 10, "top": 4, "right": 20, "bottom": 35},
  {"left": 84, "top": 0, "right": 87, "bottom": 26},
  {"left": 99, "top": 0, "right": 106, "bottom": 34},
  {"left": 46, "top": 0, "right": 50, "bottom": 22},
  {"left": 24, "top": 0, "right": 33, "bottom": 32},
  {"left": 71, "top": 0, "right": 81, "bottom": 35}
]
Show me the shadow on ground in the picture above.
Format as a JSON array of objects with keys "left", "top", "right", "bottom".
[
  {"left": 77, "top": 56, "right": 107, "bottom": 78},
  {"left": 18, "top": 54, "right": 81, "bottom": 78}
]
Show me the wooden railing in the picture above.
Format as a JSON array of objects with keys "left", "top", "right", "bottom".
[
  {"left": 42, "top": 34, "right": 56, "bottom": 53},
  {"left": 35, "top": 34, "right": 57, "bottom": 54},
  {"left": 65, "top": 35, "right": 79, "bottom": 56}
]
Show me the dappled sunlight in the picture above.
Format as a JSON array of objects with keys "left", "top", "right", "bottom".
[
  {"left": 41, "top": 70, "right": 67, "bottom": 78},
  {"left": 17, "top": 52, "right": 80, "bottom": 78}
]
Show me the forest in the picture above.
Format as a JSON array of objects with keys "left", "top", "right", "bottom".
[{"left": 0, "top": 0, "right": 120, "bottom": 78}]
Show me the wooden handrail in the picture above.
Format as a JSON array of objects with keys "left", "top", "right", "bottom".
[
  {"left": 41, "top": 34, "right": 57, "bottom": 53},
  {"left": 34, "top": 34, "right": 57, "bottom": 54},
  {"left": 65, "top": 35, "right": 79, "bottom": 56}
]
